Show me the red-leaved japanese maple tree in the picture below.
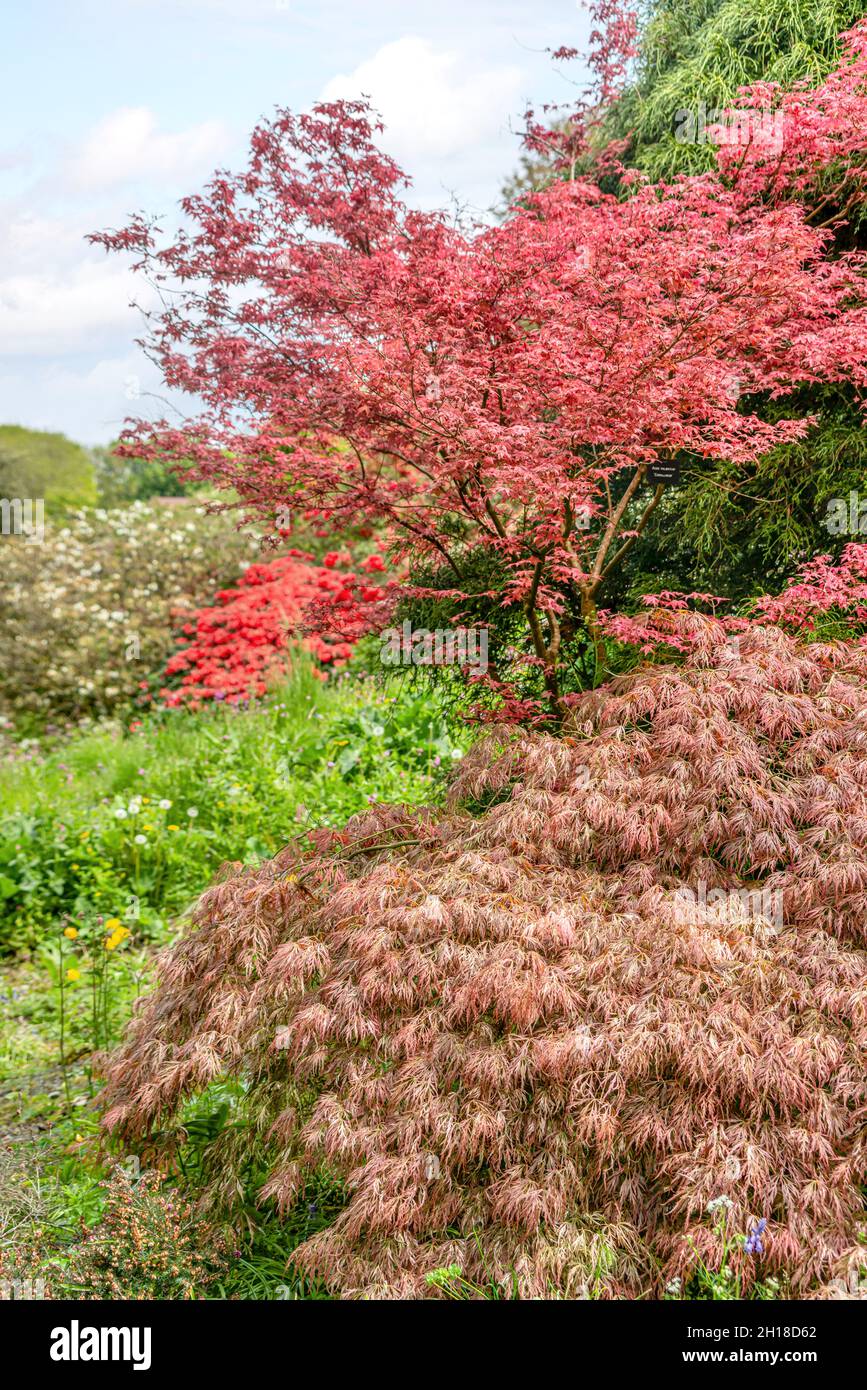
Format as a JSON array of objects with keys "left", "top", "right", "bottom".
[{"left": 91, "top": 21, "right": 867, "bottom": 720}]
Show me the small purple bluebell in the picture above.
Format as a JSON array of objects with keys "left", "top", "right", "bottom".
[{"left": 744, "top": 1217, "right": 767, "bottom": 1255}]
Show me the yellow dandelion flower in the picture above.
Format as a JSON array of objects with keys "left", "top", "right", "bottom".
[
  {"left": 105, "top": 917, "right": 122, "bottom": 931},
  {"left": 63, "top": 926, "right": 78, "bottom": 940},
  {"left": 66, "top": 968, "right": 80, "bottom": 982},
  {"left": 167, "top": 824, "right": 180, "bottom": 831},
  {"left": 105, "top": 938, "right": 117, "bottom": 951}
]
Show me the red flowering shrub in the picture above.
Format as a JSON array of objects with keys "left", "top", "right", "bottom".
[
  {"left": 102, "top": 622, "right": 867, "bottom": 1298},
  {"left": 161, "top": 553, "right": 393, "bottom": 706}
]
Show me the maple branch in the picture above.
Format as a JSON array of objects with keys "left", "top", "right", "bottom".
[
  {"left": 600, "top": 482, "right": 665, "bottom": 580},
  {"left": 590, "top": 462, "right": 648, "bottom": 587}
]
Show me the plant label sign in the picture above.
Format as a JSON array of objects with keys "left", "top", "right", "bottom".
[{"left": 647, "top": 458, "right": 682, "bottom": 486}]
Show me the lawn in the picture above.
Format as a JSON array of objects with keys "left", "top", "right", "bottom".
[{"left": 0, "top": 666, "right": 468, "bottom": 1300}]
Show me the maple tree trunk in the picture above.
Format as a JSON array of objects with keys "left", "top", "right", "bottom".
[
  {"left": 580, "top": 587, "right": 606, "bottom": 679},
  {"left": 523, "top": 586, "right": 566, "bottom": 725}
]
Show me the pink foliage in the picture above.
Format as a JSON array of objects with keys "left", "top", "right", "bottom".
[
  {"left": 714, "top": 21, "right": 867, "bottom": 223},
  {"left": 600, "top": 549, "right": 867, "bottom": 659},
  {"left": 754, "top": 544, "right": 867, "bottom": 632},
  {"left": 100, "top": 625, "right": 867, "bottom": 1298},
  {"left": 89, "top": 24, "right": 867, "bottom": 718}
]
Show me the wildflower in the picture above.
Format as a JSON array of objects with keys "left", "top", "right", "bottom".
[
  {"left": 63, "top": 926, "right": 78, "bottom": 940},
  {"left": 167, "top": 824, "right": 180, "bottom": 832},
  {"left": 665, "top": 1278, "right": 682, "bottom": 1296},
  {"left": 186, "top": 807, "right": 198, "bottom": 818},
  {"left": 71, "top": 863, "right": 80, "bottom": 871},
  {"left": 105, "top": 938, "right": 117, "bottom": 951},
  {"left": 105, "top": 918, "right": 122, "bottom": 931},
  {"left": 159, "top": 799, "right": 172, "bottom": 810},
  {"left": 65, "top": 968, "right": 80, "bottom": 982},
  {"left": 706, "top": 1196, "right": 734, "bottom": 1215},
  {"left": 134, "top": 834, "right": 147, "bottom": 845},
  {"left": 744, "top": 1218, "right": 768, "bottom": 1256},
  {"left": 114, "top": 808, "right": 127, "bottom": 819}
]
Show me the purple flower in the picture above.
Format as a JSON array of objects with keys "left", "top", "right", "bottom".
[{"left": 744, "top": 1217, "right": 767, "bottom": 1255}]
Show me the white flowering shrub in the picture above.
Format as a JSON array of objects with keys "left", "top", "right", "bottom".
[{"left": 0, "top": 501, "right": 261, "bottom": 724}]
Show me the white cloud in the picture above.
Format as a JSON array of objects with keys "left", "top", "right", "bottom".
[
  {"left": 0, "top": 144, "right": 32, "bottom": 173},
  {"left": 0, "top": 349, "right": 170, "bottom": 445},
  {"left": 0, "top": 262, "right": 142, "bottom": 358},
  {"left": 321, "top": 36, "right": 522, "bottom": 163},
  {"left": 65, "top": 106, "right": 228, "bottom": 192},
  {"left": 0, "top": 206, "right": 151, "bottom": 358}
]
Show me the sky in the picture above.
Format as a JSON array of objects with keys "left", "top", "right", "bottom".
[{"left": 0, "top": 0, "right": 592, "bottom": 445}]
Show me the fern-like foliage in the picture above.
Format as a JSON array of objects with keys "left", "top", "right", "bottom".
[{"left": 607, "top": 0, "right": 864, "bottom": 180}]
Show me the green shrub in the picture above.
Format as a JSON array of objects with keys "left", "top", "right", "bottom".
[
  {"left": 0, "top": 425, "right": 96, "bottom": 515},
  {"left": 91, "top": 444, "right": 189, "bottom": 506},
  {"left": 66, "top": 1167, "right": 228, "bottom": 1299},
  {"left": 0, "top": 670, "right": 468, "bottom": 952},
  {"left": 0, "top": 499, "right": 261, "bottom": 727}
]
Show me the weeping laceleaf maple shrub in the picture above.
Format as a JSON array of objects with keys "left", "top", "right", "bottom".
[
  {"left": 89, "top": 19, "right": 867, "bottom": 719},
  {"left": 100, "top": 620, "right": 867, "bottom": 1297}
]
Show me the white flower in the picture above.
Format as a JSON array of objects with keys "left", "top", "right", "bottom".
[
  {"left": 128, "top": 801, "right": 141, "bottom": 815},
  {"left": 114, "top": 808, "right": 127, "bottom": 820},
  {"left": 134, "top": 834, "right": 147, "bottom": 845},
  {"left": 158, "top": 799, "right": 172, "bottom": 810},
  {"left": 186, "top": 807, "right": 199, "bottom": 818},
  {"left": 706, "top": 1195, "right": 734, "bottom": 1214}
]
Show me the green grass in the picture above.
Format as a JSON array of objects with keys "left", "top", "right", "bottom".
[
  {"left": 0, "top": 667, "right": 471, "bottom": 1299},
  {"left": 0, "top": 662, "right": 469, "bottom": 953}
]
